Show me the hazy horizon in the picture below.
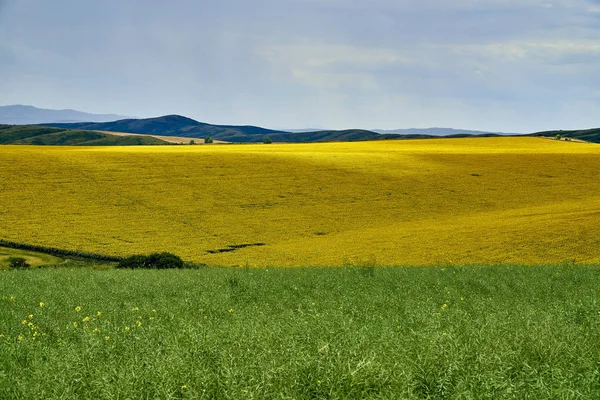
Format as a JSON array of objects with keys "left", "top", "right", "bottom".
[{"left": 0, "top": 0, "right": 598, "bottom": 132}]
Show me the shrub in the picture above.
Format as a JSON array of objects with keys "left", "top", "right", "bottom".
[
  {"left": 189, "top": 139, "right": 195, "bottom": 145},
  {"left": 8, "top": 257, "right": 30, "bottom": 269},
  {"left": 116, "top": 252, "right": 184, "bottom": 269},
  {"left": 263, "top": 136, "right": 272, "bottom": 144},
  {"left": 204, "top": 136, "right": 213, "bottom": 144}
]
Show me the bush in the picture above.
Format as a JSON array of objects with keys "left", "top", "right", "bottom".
[
  {"left": 8, "top": 257, "right": 30, "bottom": 269},
  {"left": 204, "top": 136, "right": 213, "bottom": 144},
  {"left": 116, "top": 252, "right": 184, "bottom": 269},
  {"left": 263, "top": 136, "right": 272, "bottom": 144}
]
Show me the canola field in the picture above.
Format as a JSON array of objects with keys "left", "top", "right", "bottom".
[{"left": 0, "top": 137, "right": 599, "bottom": 267}]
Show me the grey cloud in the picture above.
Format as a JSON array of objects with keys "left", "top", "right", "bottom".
[{"left": 0, "top": 0, "right": 598, "bottom": 132}]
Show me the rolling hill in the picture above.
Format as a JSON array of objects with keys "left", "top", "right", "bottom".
[
  {"left": 43, "top": 115, "right": 288, "bottom": 143},
  {"left": 529, "top": 128, "right": 600, "bottom": 143},
  {"left": 40, "top": 115, "right": 504, "bottom": 143},
  {"left": 35, "top": 112, "right": 600, "bottom": 144},
  {"left": 0, "top": 125, "right": 169, "bottom": 145},
  {"left": 1, "top": 137, "right": 600, "bottom": 266}
]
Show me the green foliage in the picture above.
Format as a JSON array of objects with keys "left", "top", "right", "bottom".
[
  {"left": 263, "top": 136, "right": 272, "bottom": 144},
  {"left": 189, "top": 139, "right": 195, "bottom": 145},
  {"left": 204, "top": 136, "right": 213, "bottom": 144},
  {"left": 0, "top": 125, "right": 169, "bottom": 146},
  {"left": 555, "top": 134, "right": 562, "bottom": 140},
  {"left": 7, "top": 257, "right": 29, "bottom": 269},
  {"left": 0, "top": 239, "right": 121, "bottom": 262},
  {"left": 116, "top": 252, "right": 184, "bottom": 269},
  {"left": 3, "top": 265, "right": 600, "bottom": 398},
  {"left": 532, "top": 127, "right": 600, "bottom": 143}
]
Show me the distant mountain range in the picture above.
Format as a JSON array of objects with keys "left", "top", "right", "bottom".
[
  {"left": 1, "top": 105, "right": 598, "bottom": 144},
  {"left": 39, "top": 115, "right": 511, "bottom": 143},
  {"left": 0, "top": 105, "right": 129, "bottom": 124},
  {"left": 372, "top": 127, "right": 520, "bottom": 136}
]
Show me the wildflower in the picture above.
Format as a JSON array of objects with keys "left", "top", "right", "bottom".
[
  {"left": 105, "top": 336, "right": 110, "bottom": 340},
  {"left": 92, "top": 328, "right": 101, "bottom": 333},
  {"left": 75, "top": 306, "right": 81, "bottom": 312},
  {"left": 96, "top": 311, "right": 101, "bottom": 317},
  {"left": 132, "top": 307, "right": 139, "bottom": 312},
  {"left": 21, "top": 320, "right": 27, "bottom": 325},
  {"left": 17, "top": 335, "right": 23, "bottom": 341},
  {"left": 228, "top": 308, "right": 233, "bottom": 313},
  {"left": 124, "top": 326, "right": 131, "bottom": 332},
  {"left": 181, "top": 385, "right": 188, "bottom": 391},
  {"left": 9, "top": 296, "right": 14, "bottom": 301},
  {"left": 136, "top": 320, "right": 142, "bottom": 327},
  {"left": 27, "top": 314, "right": 33, "bottom": 319},
  {"left": 151, "top": 309, "right": 156, "bottom": 313},
  {"left": 82, "top": 316, "right": 90, "bottom": 322},
  {"left": 39, "top": 301, "right": 45, "bottom": 308},
  {"left": 73, "top": 321, "right": 78, "bottom": 327},
  {"left": 441, "top": 303, "right": 448, "bottom": 310}
]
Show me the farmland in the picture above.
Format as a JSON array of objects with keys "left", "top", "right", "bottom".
[
  {"left": 1, "top": 137, "right": 599, "bottom": 266},
  {"left": 3, "top": 265, "right": 600, "bottom": 398}
]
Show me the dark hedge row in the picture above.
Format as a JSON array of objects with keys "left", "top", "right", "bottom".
[{"left": 0, "top": 239, "right": 123, "bottom": 262}]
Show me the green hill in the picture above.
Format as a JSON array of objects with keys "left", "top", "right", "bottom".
[
  {"left": 0, "top": 125, "right": 169, "bottom": 145},
  {"left": 41, "top": 114, "right": 600, "bottom": 144},
  {"left": 43, "top": 115, "right": 287, "bottom": 143},
  {"left": 529, "top": 128, "right": 600, "bottom": 143}
]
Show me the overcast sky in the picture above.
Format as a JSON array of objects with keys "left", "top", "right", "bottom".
[{"left": 0, "top": 0, "right": 599, "bottom": 132}]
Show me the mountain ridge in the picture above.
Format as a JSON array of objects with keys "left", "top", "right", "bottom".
[{"left": 0, "top": 105, "right": 129, "bottom": 124}]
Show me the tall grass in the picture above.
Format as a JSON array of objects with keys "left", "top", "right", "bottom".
[{"left": 2, "top": 264, "right": 600, "bottom": 399}]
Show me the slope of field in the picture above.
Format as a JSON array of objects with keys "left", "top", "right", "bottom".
[
  {"left": 0, "top": 137, "right": 599, "bottom": 266},
  {"left": 0, "top": 125, "right": 169, "bottom": 145}
]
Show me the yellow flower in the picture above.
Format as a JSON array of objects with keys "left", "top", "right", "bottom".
[
  {"left": 132, "top": 307, "right": 139, "bottom": 312},
  {"left": 151, "top": 309, "right": 156, "bottom": 313},
  {"left": 39, "top": 301, "right": 45, "bottom": 308},
  {"left": 9, "top": 296, "right": 14, "bottom": 301},
  {"left": 96, "top": 311, "right": 101, "bottom": 317},
  {"left": 27, "top": 314, "right": 33, "bottom": 319},
  {"left": 21, "top": 319, "right": 27, "bottom": 325},
  {"left": 136, "top": 320, "right": 142, "bottom": 327},
  {"left": 73, "top": 321, "right": 78, "bottom": 327},
  {"left": 75, "top": 306, "right": 81, "bottom": 312},
  {"left": 92, "top": 328, "right": 101, "bottom": 333},
  {"left": 441, "top": 303, "right": 448, "bottom": 310},
  {"left": 124, "top": 326, "right": 130, "bottom": 332},
  {"left": 228, "top": 308, "right": 233, "bottom": 313},
  {"left": 105, "top": 336, "right": 110, "bottom": 340},
  {"left": 82, "top": 316, "right": 90, "bottom": 323},
  {"left": 17, "top": 335, "right": 23, "bottom": 341}
]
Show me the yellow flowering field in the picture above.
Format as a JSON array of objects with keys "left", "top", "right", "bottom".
[{"left": 1, "top": 137, "right": 599, "bottom": 266}]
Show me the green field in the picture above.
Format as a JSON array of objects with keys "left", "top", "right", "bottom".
[{"left": 3, "top": 264, "right": 600, "bottom": 399}]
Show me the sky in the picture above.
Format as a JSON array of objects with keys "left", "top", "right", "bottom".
[{"left": 0, "top": 0, "right": 599, "bottom": 132}]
